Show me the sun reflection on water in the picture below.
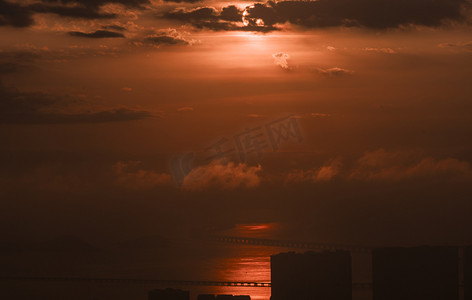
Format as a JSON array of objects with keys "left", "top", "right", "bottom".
[{"left": 207, "top": 223, "right": 284, "bottom": 300}]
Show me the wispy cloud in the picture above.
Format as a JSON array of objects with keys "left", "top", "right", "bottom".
[
  {"left": 113, "top": 161, "right": 172, "bottom": 189},
  {"left": 285, "top": 159, "right": 342, "bottom": 184},
  {"left": 182, "top": 161, "right": 262, "bottom": 191},
  {"left": 177, "top": 106, "right": 194, "bottom": 112},
  {"left": 438, "top": 41, "right": 472, "bottom": 52},
  {"left": 0, "top": 83, "right": 154, "bottom": 124},
  {"left": 272, "top": 52, "right": 290, "bottom": 69},
  {"left": 363, "top": 47, "right": 397, "bottom": 54},
  {"left": 350, "top": 149, "right": 472, "bottom": 181},
  {"left": 314, "top": 67, "right": 354, "bottom": 77},
  {"left": 68, "top": 30, "right": 125, "bottom": 38}
]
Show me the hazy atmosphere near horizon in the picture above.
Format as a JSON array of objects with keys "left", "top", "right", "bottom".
[{"left": 1, "top": 0, "right": 472, "bottom": 299}]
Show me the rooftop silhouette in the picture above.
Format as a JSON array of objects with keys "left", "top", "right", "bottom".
[
  {"left": 198, "top": 294, "right": 251, "bottom": 300},
  {"left": 372, "top": 246, "right": 459, "bottom": 300},
  {"left": 271, "top": 250, "right": 352, "bottom": 300},
  {"left": 149, "top": 288, "right": 189, "bottom": 300},
  {"left": 464, "top": 246, "right": 472, "bottom": 300}
]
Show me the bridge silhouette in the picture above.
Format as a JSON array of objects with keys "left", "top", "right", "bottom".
[
  {"left": 0, "top": 277, "right": 374, "bottom": 289},
  {"left": 7, "top": 237, "right": 448, "bottom": 291},
  {"left": 0, "top": 236, "right": 376, "bottom": 290},
  {"left": 0, "top": 277, "right": 271, "bottom": 287},
  {"left": 210, "top": 236, "right": 372, "bottom": 253},
  {"left": 0, "top": 237, "right": 373, "bottom": 287}
]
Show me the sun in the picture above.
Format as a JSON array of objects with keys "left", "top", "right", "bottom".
[
  {"left": 242, "top": 6, "right": 265, "bottom": 27},
  {"left": 242, "top": 9, "right": 250, "bottom": 26}
]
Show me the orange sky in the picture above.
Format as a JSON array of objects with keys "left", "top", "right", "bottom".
[
  {"left": 2, "top": 2, "right": 472, "bottom": 300},
  {"left": 1, "top": 0, "right": 472, "bottom": 250}
]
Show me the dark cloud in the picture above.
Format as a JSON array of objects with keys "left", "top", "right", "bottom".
[
  {"left": 0, "top": 51, "right": 40, "bottom": 74},
  {"left": 162, "top": 6, "right": 279, "bottom": 32},
  {"left": 220, "top": 5, "right": 243, "bottom": 22},
  {"left": 184, "top": 20, "right": 247, "bottom": 31},
  {"left": 0, "top": 0, "right": 35, "bottom": 27},
  {"left": 188, "top": 21, "right": 237, "bottom": 31},
  {"left": 0, "top": 84, "right": 57, "bottom": 113},
  {"left": 113, "top": 161, "right": 172, "bottom": 189},
  {"left": 143, "top": 35, "right": 189, "bottom": 45},
  {"left": 182, "top": 20, "right": 278, "bottom": 32},
  {"left": 438, "top": 41, "right": 472, "bottom": 51},
  {"left": 0, "top": 62, "right": 24, "bottom": 74},
  {"left": 1, "top": 107, "right": 153, "bottom": 124},
  {"left": 164, "top": 7, "right": 219, "bottom": 22},
  {"left": 0, "top": 84, "right": 152, "bottom": 124},
  {"left": 163, "top": 5, "right": 246, "bottom": 23},
  {"left": 239, "top": 24, "right": 279, "bottom": 32},
  {"left": 2, "top": 0, "right": 150, "bottom": 26},
  {"left": 314, "top": 67, "right": 354, "bottom": 76},
  {"left": 244, "top": 0, "right": 469, "bottom": 29},
  {"left": 101, "top": 24, "right": 127, "bottom": 31},
  {"left": 29, "top": 3, "right": 117, "bottom": 19},
  {"left": 68, "top": 30, "right": 125, "bottom": 38},
  {"left": 162, "top": 0, "right": 202, "bottom": 3},
  {"left": 162, "top": 6, "right": 245, "bottom": 25},
  {"left": 39, "top": 0, "right": 150, "bottom": 9},
  {"left": 131, "top": 29, "right": 194, "bottom": 46}
]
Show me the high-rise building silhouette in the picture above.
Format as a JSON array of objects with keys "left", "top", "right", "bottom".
[
  {"left": 198, "top": 295, "right": 216, "bottom": 300},
  {"left": 372, "top": 246, "right": 459, "bottom": 300},
  {"left": 216, "top": 296, "right": 234, "bottom": 300},
  {"left": 465, "top": 246, "right": 472, "bottom": 300},
  {"left": 198, "top": 295, "right": 250, "bottom": 300},
  {"left": 271, "top": 251, "right": 352, "bottom": 300},
  {"left": 148, "top": 288, "right": 189, "bottom": 300}
]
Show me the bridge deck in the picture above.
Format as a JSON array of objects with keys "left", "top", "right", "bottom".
[
  {"left": 0, "top": 277, "right": 271, "bottom": 287},
  {"left": 211, "top": 236, "right": 372, "bottom": 253}
]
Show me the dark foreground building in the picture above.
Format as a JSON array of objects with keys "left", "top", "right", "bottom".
[
  {"left": 149, "top": 288, "right": 189, "bottom": 300},
  {"left": 198, "top": 295, "right": 216, "bottom": 300},
  {"left": 198, "top": 295, "right": 250, "bottom": 300},
  {"left": 216, "top": 296, "right": 234, "bottom": 300},
  {"left": 372, "top": 246, "right": 459, "bottom": 300},
  {"left": 271, "top": 251, "right": 352, "bottom": 300},
  {"left": 465, "top": 246, "right": 472, "bottom": 300}
]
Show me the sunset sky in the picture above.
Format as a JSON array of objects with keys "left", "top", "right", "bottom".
[{"left": 1, "top": 0, "right": 472, "bottom": 253}]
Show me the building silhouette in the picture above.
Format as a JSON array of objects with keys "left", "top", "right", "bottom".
[
  {"left": 198, "top": 295, "right": 216, "bottom": 300},
  {"left": 465, "top": 246, "right": 472, "bottom": 300},
  {"left": 271, "top": 251, "right": 352, "bottom": 300},
  {"left": 148, "top": 288, "right": 189, "bottom": 300},
  {"left": 372, "top": 246, "right": 459, "bottom": 300},
  {"left": 198, "top": 295, "right": 250, "bottom": 300},
  {"left": 216, "top": 296, "right": 234, "bottom": 300}
]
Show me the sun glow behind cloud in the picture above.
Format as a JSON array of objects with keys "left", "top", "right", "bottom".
[{"left": 172, "top": 31, "right": 329, "bottom": 74}]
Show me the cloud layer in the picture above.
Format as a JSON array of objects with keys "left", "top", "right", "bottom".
[
  {"left": 0, "top": 0, "right": 149, "bottom": 27},
  {"left": 113, "top": 161, "right": 172, "bottom": 189},
  {"left": 68, "top": 30, "right": 125, "bottom": 38},
  {"left": 0, "top": 83, "right": 153, "bottom": 124},
  {"left": 285, "top": 149, "right": 472, "bottom": 184},
  {"left": 244, "top": 0, "right": 468, "bottom": 29},
  {"left": 182, "top": 161, "right": 262, "bottom": 191},
  {"left": 2, "top": 0, "right": 469, "bottom": 33},
  {"left": 0, "top": 0, "right": 35, "bottom": 27}
]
